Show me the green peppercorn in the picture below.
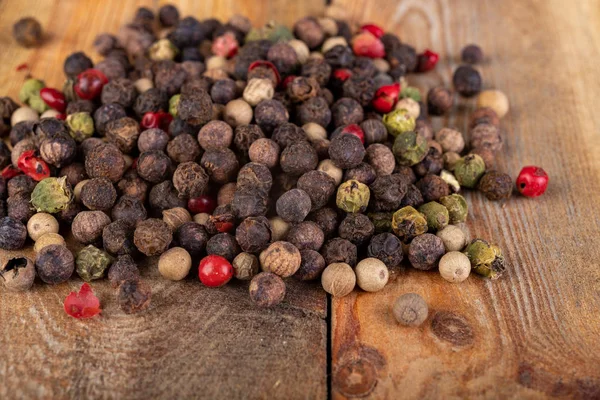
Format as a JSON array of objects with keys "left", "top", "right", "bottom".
[
  {"left": 439, "top": 194, "right": 468, "bottom": 224},
  {"left": 76, "top": 245, "right": 113, "bottom": 281},
  {"left": 336, "top": 179, "right": 370, "bottom": 213},
  {"left": 400, "top": 86, "right": 422, "bottom": 102},
  {"left": 169, "top": 94, "right": 180, "bottom": 117},
  {"left": 66, "top": 112, "right": 95, "bottom": 142},
  {"left": 383, "top": 109, "right": 416, "bottom": 137},
  {"left": 367, "top": 212, "right": 393, "bottom": 233},
  {"left": 418, "top": 201, "right": 449, "bottom": 231},
  {"left": 454, "top": 154, "right": 486, "bottom": 188},
  {"left": 391, "top": 206, "right": 428, "bottom": 243},
  {"left": 31, "top": 177, "right": 73, "bottom": 213},
  {"left": 19, "top": 78, "right": 49, "bottom": 114},
  {"left": 464, "top": 239, "right": 505, "bottom": 279},
  {"left": 392, "top": 131, "right": 428, "bottom": 166}
]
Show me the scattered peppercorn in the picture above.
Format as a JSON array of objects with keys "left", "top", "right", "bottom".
[
  {"left": 1, "top": 256, "right": 35, "bottom": 292},
  {"left": 117, "top": 279, "right": 152, "bottom": 314},
  {"left": 392, "top": 293, "right": 428, "bottom": 326},
  {"left": 35, "top": 244, "right": 74, "bottom": 284},
  {"left": 464, "top": 238, "right": 505, "bottom": 279},
  {"left": 516, "top": 166, "right": 548, "bottom": 197},
  {"left": 321, "top": 262, "right": 355, "bottom": 297}
]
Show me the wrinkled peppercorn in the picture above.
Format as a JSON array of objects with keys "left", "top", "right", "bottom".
[
  {"left": 408, "top": 233, "right": 445, "bottom": 270},
  {"left": 331, "top": 97, "right": 364, "bottom": 127},
  {"left": 307, "top": 207, "right": 339, "bottom": 239},
  {"left": 338, "top": 213, "right": 374, "bottom": 246},
  {"left": 329, "top": 134, "right": 365, "bottom": 169},
  {"left": 427, "top": 86, "right": 453, "bottom": 116},
  {"left": 176, "top": 221, "right": 209, "bottom": 256},
  {"left": 0, "top": 217, "right": 27, "bottom": 250},
  {"left": 286, "top": 221, "right": 324, "bottom": 251},
  {"left": 276, "top": 188, "right": 312, "bottom": 223},
  {"left": 137, "top": 151, "right": 172, "bottom": 183},
  {"left": 321, "top": 237, "right": 357, "bottom": 267},
  {"left": 200, "top": 148, "right": 239, "bottom": 184},
  {"left": 344, "top": 162, "right": 377, "bottom": 185},
  {"left": 111, "top": 195, "right": 147, "bottom": 226},
  {"left": 107, "top": 254, "right": 139, "bottom": 288},
  {"left": 72, "top": 210, "right": 111, "bottom": 244},
  {"left": 254, "top": 99, "right": 289, "bottom": 134},
  {"left": 280, "top": 140, "right": 319, "bottom": 176},
  {"left": 294, "top": 249, "right": 326, "bottom": 281},
  {"left": 296, "top": 96, "right": 331, "bottom": 127},
  {"left": 416, "top": 174, "right": 450, "bottom": 202},
  {"left": 118, "top": 279, "right": 152, "bottom": 314},
  {"left": 134, "top": 218, "right": 172, "bottom": 256},
  {"left": 85, "top": 143, "right": 126, "bottom": 183},
  {"left": 103, "top": 219, "right": 136, "bottom": 256},
  {"left": 172, "top": 162, "right": 209, "bottom": 198},
  {"left": 367, "top": 232, "right": 403, "bottom": 268},
  {"left": 369, "top": 174, "right": 407, "bottom": 212},
  {"left": 478, "top": 171, "right": 513, "bottom": 201},
  {"left": 80, "top": 178, "right": 117, "bottom": 211},
  {"left": 134, "top": 88, "right": 168, "bottom": 118},
  {"left": 35, "top": 244, "right": 74, "bottom": 284},
  {"left": 207, "top": 232, "right": 241, "bottom": 261},
  {"left": 296, "top": 170, "right": 336, "bottom": 211},
  {"left": 236, "top": 216, "right": 272, "bottom": 253}
]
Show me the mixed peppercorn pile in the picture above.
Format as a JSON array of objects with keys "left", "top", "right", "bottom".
[{"left": 1, "top": 5, "right": 549, "bottom": 320}]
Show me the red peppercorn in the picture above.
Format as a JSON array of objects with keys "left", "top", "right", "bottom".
[
  {"left": 40, "top": 88, "right": 67, "bottom": 112},
  {"left": 16, "top": 63, "right": 29, "bottom": 72},
  {"left": 188, "top": 195, "right": 216, "bottom": 214},
  {"left": 74, "top": 69, "right": 109, "bottom": 100},
  {"left": 281, "top": 75, "right": 296, "bottom": 90},
  {"left": 17, "top": 149, "right": 50, "bottom": 181},
  {"left": 214, "top": 220, "right": 234, "bottom": 233},
  {"left": 1, "top": 165, "right": 22, "bottom": 180},
  {"left": 359, "top": 23, "right": 385, "bottom": 39},
  {"left": 516, "top": 166, "right": 548, "bottom": 197},
  {"left": 211, "top": 32, "right": 239, "bottom": 58},
  {"left": 372, "top": 82, "right": 400, "bottom": 113},
  {"left": 198, "top": 255, "right": 233, "bottom": 287},
  {"left": 340, "top": 124, "right": 365, "bottom": 144},
  {"left": 141, "top": 111, "right": 173, "bottom": 131},
  {"left": 352, "top": 31, "right": 385, "bottom": 58},
  {"left": 64, "top": 283, "right": 101, "bottom": 319},
  {"left": 248, "top": 60, "right": 281, "bottom": 86},
  {"left": 55, "top": 113, "right": 66, "bottom": 120},
  {"left": 333, "top": 68, "right": 352, "bottom": 82},
  {"left": 416, "top": 49, "right": 439, "bottom": 72}
]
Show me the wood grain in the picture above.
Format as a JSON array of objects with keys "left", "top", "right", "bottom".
[{"left": 330, "top": 0, "right": 600, "bottom": 398}]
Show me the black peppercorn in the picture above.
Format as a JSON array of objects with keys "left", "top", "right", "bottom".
[
  {"left": 461, "top": 44, "right": 484, "bottom": 64},
  {"left": 152, "top": 60, "right": 187, "bottom": 97},
  {"left": 368, "top": 174, "right": 408, "bottom": 212},
  {"left": 35, "top": 244, "right": 74, "bottom": 284},
  {"left": 331, "top": 97, "right": 364, "bottom": 128},
  {"left": 93, "top": 33, "right": 118, "bottom": 56},
  {"left": 198, "top": 120, "right": 233, "bottom": 151},
  {"left": 172, "top": 161, "right": 209, "bottom": 198},
  {"left": 199, "top": 148, "right": 239, "bottom": 185},
  {"left": 342, "top": 76, "right": 376, "bottom": 107},
  {"left": 7, "top": 175, "right": 36, "bottom": 197},
  {"left": 111, "top": 195, "right": 147, "bottom": 226},
  {"left": 344, "top": 162, "right": 377, "bottom": 185},
  {"left": 0, "top": 216, "right": 27, "bottom": 250},
  {"left": 295, "top": 96, "right": 331, "bottom": 127},
  {"left": 134, "top": 218, "right": 172, "bottom": 256},
  {"left": 149, "top": 181, "right": 187, "bottom": 213},
  {"left": 296, "top": 170, "right": 336, "bottom": 211},
  {"left": 249, "top": 272, "right": 286, "bottom": 307},
  {"left": 108, "top": 254, "right": 140, "bottom": 287},
  {"left": 105, "top": 117, "right": 140, "bottom": 154},
  {"left": 367, "top": 232, "right": 403, "bottom": 268},
  {"left": 280, "top": 141, "right": 318, "bottom": 176},
  {"left": 236, "top": 216, "right": 272, "bottom": 253},
  {"left": 231, "top": 188, "right": 269, "bottom": 219},
  {"left": 177, "top": 89, "right": 213, "bottom": 126},
  {"left": 103, "top": 219, "right": 136, "bottom": 256},
  {"left": 117, "top": 171, "right": 149, "bottom": 203},
  {"left": 294, "top": 249, "right": 326, "bottom": 281},
  {"left": 13, "top": 17, "right": 43, "bottom": 47},
  {"left": 80, "top": 178, "right": 117, "bottom": 211},
  {"left": 66, "top": 99, "right": 97, "bottom": 116},
  {"left": 276, "top": 188, "right": 312, "bottom": 223},
  {"left": 7, "top": 193, "right": 35, "bottom": 223},
  {"left": 176, "top": 221, "right": 209, "bottom": 256},
  {"left": 137, "top": 151, "right": 172, "bottom": 183},
  {"left": 413, "top": 146, "right": 444, "bottom": 177},
  {"left": 10, "top": 121, "right": 35, "bottom": 146},
  {"left": 210, "top": 79, "right": 238, "bottom": 105},
  {"left": 58, "top": 163, "right": 87, "bottom": 188},
  {"left": 307, "top": 207, "right": 339, "bottom": 239},
  {"left": 360, "top": 119, "right": 387, "bottom": 145},
  {"left": 72, "top": 210, "right": 111, "bottom": 244},
  {"left": 271, "top": 123, "right": 305, "bottom": 149},
  {"left": 427, "top": 86, "right": 454, "bottom": 116},
  {"left": 408, "top": 233, "right": 445, "bottom": 270},
  {"left": 248, "top": 138, "right": 280, "bottom": 168},
  {"left": 207, "top": 232, "right": 241, "bottom": 261},
  {"left": 287, "top": 76, "right": 319, "bottom": 103},
  {"left": 85, "top": 143, "right": 126, "bottom": 183},
  {"left": 39, "top": 133, "right": 77, "bottom": 168},
  {"left": 134, "top": 88, "right": 169, "bottom": 118},
  {"left": 301, "top": 58, "right": 331, "bottom": 86},
  {"left": 63, "top": 51, "right": 93, "bottom": 79},
  {"left": 233, "top": 124, "right": 265, "bottom": 154},
  {"left": 416, "top": 174, "right": 450, "bottom": 202},
  {"left": 166, "top": 133, "right": 201, "bottom": 164},
  {"left": 118, "top": 279, "right": 152, "bottom": 314},
  {"left": 101, "top": 78, "right": 138, "bottom": 108},
  {"left": 324, "top": 45, "right": 355, "bottom": 69},
  {"left": 329, "top": 134, "right": 365, "bottom": 169},
  {"left": 338, "top": 213, "right": 374, "bottom": 246},
  {"left": 93, "top": 103, "right": 127, "bottom": 136},
  {"left": 286, "top": 221, "right": 324, "bottom": 251},
  {"left": 478, "top": 171, "right": 513, "bottom": 201},
  {"left": 236, "top": 162, "right": 273, "bottom": 194},
  {"left": 453, "top": 65, "right": 482, "bottom": 97},
  {"left": 254, "top": 99, "right": 289, "bottom": 134},
  {"left": 158, "top": 4, "right": 180, "bottom": 27},
  {"left": 138, "top": 128, "right": 170, "bottom": 153},
  {"left": 321, "top": 237, "right": 357, "bottom": 267},
  {"left": 267, "top": 42, "right": 298, "bottom": 76}
]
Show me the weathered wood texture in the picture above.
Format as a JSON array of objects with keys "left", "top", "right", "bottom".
[
  {"left": 0, "top": 1, "right": 327, "bottom": 399},
  {"left": 330, "top": 0, "right": 600, "bottom": 399}
]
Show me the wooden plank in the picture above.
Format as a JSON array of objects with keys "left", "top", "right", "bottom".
[
  {"left": 0, "top": 1, "right": 328, "bottom": 399},
  {"left": 330, "top": 0, "right": 600, "bottom": 398}
]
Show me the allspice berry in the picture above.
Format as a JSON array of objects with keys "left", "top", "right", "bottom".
[
  {"left": 249, "top": 272, "right": 286, "bottom": 307},
  {"left": 1, "top": 256, "right": 35, "bottom": 292},
  {"left": 408, "top": 233, "right": 445, "bottom": 270},
  {"left": 158, "top": 247, "right": 192, "bottom": 281},
  {"left": 439, "top": 251, "right": 471, "bottom": 283},
  {"left": 392, "top": 293, "right": 428, "bottom": 326},
  {"left": 436, "top": 225, "right": 467, "bottom": 252},
  {"left": 35, "top": 244, "right": 74, "bottom": 284},
  {"left": 27, "top": 213, "right": 59, "bottom": 241},
  {"left": 232, "top": 252, "right": 260, "bottom": 280},
  {"left": 321, "top": 262, "right": 355, "bottom": 297},
  {"left": 259, "top": 241, "right": 301, "bottom": 277},
  {"left": 478, "top": 171, "right": 513, "bottom": 201},
  {"left": 72, "top": 211, "right": 111, "bottom": 244},
  {"left": 134, "top": 218, "right": 172, "bottom": 256},
  {"left": 355, "top": 258, "right": 389, "bottom": 292}
]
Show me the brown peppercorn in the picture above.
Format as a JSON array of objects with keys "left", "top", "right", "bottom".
[
  {"left": 296, "top": 96, "right": 331, "bottom": 127},
  {"left": 39, "top": 132, "right": 77, "bottom": 168},
  {"left": 103, "top": 219, "right": 136, "bottom": 256},
  {"left": 453, "top": 65, "right": 482, "bottom": 97},
  {"left": 254, "top": 99, "right": 289, "bottom": 134},
  {"left": 217, "top": 182, "right": 237, "bottom": 206},
  {"left": 280, "top": 141, "right": 319, "bottom": 176},
  {"left": 80, "top": 178, "right": 117, "bottom": 211},
  {"left": 167, "top": 134, "right": 201, "bottom": 163},
  {"left": 249, "top": 272, "right": 286, "bottom": 307},
  {"left": 117, "top": 171, "right": 149, "bottom": 203},
  {"left": 287, "top": 76, "right": 319, "bottom": 103},
  {"left": 301, "top": 58, "right": 331, "bottom": 86},
  {"left": 392, "top": 293, "right": 428, "bottom": 326},
  {"left": 162, "top": 207, "right": 191, "bottom": 232},
  {"left": 249, "top": 138, "right": 280, "bottom": 168},
  {"left": 272, "top": 123, "right": 306, "bottom": 149},
  {"left": 321, "top": 237, "right": 357, "bottom": 267},
  {"left": 321, "top": 262, "right": 355, "bottom": 297},
  {"left": 294, "top": 249, "right": 326, "bottom": 281},
  {"left": 200, "top": 148, "right": 239, "bottom": 184},
  {"left": 416, "top": 174, "right": 450, "bottom": 202},
  {"left": 329, "top": 134, "right": 365, "bottom": 169},
  {"left": 197, "top": 120, "right": 233, "bottom": 151},
  {"left": 59, "top": 163, "right": 87, "bottom": 188},
  {"left": 138, "top": 128, "right": 169, "bottom": 153},
  {"left": 0, "top": 256, "right": 35, "bottom": 292},
  {"left": 469, "top": 147, "right": 496, "bottom": 170},
  {"left": 85, "top": 143, "right": 126, "bottom": 183},
  {"left": 294, "top": 17, "right": 324, "bottom": 49},
  {"left": 369, "top": 174, "right": 408, "bottom": 212},
  {"left": 177, "top": 90, "right": 213, "bottom": 126},
  {"left": 94, "top": 104, "right": 127, "bottom": 136},
  {"left": 286, "top": 221, "right": 324, "bottom": 251},
  {"left": 360, "top": 119, "right": 387, "bottom": 145},
  {"left": 93, "top": 33, "right": 118, "bottom": 56},
  {"left": 134, "top": 88, "right": 168, "bottom": 118},
  {"left": 111, "top": 195, "right": 147, "bottom": 226},
  {"left": 105, "top": 117, "right": 140, "bottom": 154},
  {"left": 66, "top": 100, "right": 96, "bottom": 116},
  {"left": 366, "top": 144, "right": 395, "bottom": 176},
  {"left": 367, "top": 232, "right": 404, "bottom": 268},
  {"left": 338, "top": 213, "right": 375, "bottom": 246},
  {"left": 478, "top": 171, "right": 513, "bottom": 201},
  {"left": 331, "top": 97, "right": 364, "bottom": 127},
  {"left": 117, "top": 279, "right": 151, "bottom": 314},
  {"left": 101, "top": 78, "right": 137, "bottom": 108},
  {"left": 207, "top": 233, "right": 241, "bottom": 261},
  {"left": 307, "top": 207, "right": 339, "bottom": 239},
  {"left": 435, "top": 128, "right": 465, "bottom": 153},
  {"left": 0, "top": 217, "right": 27, "bottom": 250},
  {"left": 13, "top": 17, "right": 43, "bottom": 47},
  {"left": 7, "top": 193, "right": 35, "bottom": 223},
  {"left": 158, "top": 4, "right": 179, "bottom": 27},
  {"left": 134, "top": 218, "right": 172, "bottom": 256},
  {"left": 233, "top": 124, "right": 265, "bottom": 154},
  {"left": 461, "top": 44, "right": 484, "bottom": 64},
  {"left": 469, "top": 123, "right": 502, "bottom": 152},
  {"left": 137, "top": 150, "right": 172, "bottom": 183},
  {"left": 35, "top": 244, "right": 74, "bottom": 284},
  {"left": 236, "top": 162, "right": 273, "bottom": 194},
  {"left": 342, "top": 76, "right": 376, "bottom": 107},
  {"left": 296, "top": 170, "right": 336, "bottom": 211},
  {"left": 469, "top": 107, "right": 499, "bottom": 130},
  {"left": 72, "top": 211, "right": 111, "bottom": 244},
  {"left": 236, "top": 216, "right": 272, "bottom": 253},
  {"left": 427, "top": 86, "right": 453, "bottom": 116},
  {"left": 232, "top": 252, "right": 260, "bottom": 280},
  {"left": 343, "top": 162, "right": 377, "bottom": 185},
  {"left": 231, "top": 189, "right": 269, "bottom": 220},
  {"left": 7, "top": 175, "right": 36, "bottom": 197},
  {"left": 259, "top": 241, "right": 301, "bottom": 277},
  {"left": 408, "top": 233, "right": 445, "bottom": 270},
  {"left": 400, "top": 183, "right": 424, "bottom": 208},
  {"left": 276, "top": 189, "right": 312, "bottom": 223},
  {"left": 176, "top": 222, "right": 209, "bottom": 256},
  {"left": 172, "top": 162, "right": 209, "bottom": 198}
]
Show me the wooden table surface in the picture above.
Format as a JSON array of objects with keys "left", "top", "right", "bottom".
[{"left": 1, "top": 0, "right": 600, "bottom": 399}]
